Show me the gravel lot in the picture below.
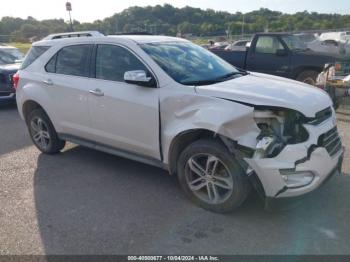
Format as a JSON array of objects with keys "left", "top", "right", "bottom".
[{"left": 0, "top": 103, "right": 350, "bottom": 255}]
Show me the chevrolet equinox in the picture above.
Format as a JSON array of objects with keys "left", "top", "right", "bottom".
[{"left": 14, "top": 31, "right": 344, "bottom": 212}]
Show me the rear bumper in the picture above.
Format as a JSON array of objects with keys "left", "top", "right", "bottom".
[{"left": 0, "top": 92, "right": 16, "bottom": 102}]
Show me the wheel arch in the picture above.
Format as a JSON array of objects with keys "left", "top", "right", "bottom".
[
  {"left": 168, "top": 129, "right": 226, "bottom": 175},
  {"left": 293, "top": 66, "right": 322, "bottom": 80},
  {"left": 168, "top": 129, "right": 267, "bottom": 202},
  {"left": 22, "top": 100, "right": 48, "bottom": 123}
]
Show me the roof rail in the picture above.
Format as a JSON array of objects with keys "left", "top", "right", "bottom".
[{"left": 42, "top": 31, "right": 104, "bottom": 40}]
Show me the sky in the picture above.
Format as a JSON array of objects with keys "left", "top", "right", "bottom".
[{"left": 1, "top": 0, "right": 350, "bottom": 22}]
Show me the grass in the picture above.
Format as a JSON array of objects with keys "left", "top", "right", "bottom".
[
  {"left": 192, "top": 38, "right": 211, "bottom": 45},
  {"left": 8, "top": 42, "right": 32, "bottom": 54}
]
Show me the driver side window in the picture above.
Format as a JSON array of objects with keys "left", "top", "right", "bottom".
[
  {"left": 95, "top": 44, "right": 148, "bottom": 82},
  {"left": 255, "top": 36, "right": 284, "bottom": 54}
]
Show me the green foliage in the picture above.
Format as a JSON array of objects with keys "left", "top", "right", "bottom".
[
  {"left": 1, "top": 5, "right": 350, "bottom": 42},
  {"left": 8, "top": 42, "right": 31, "bottom": 53}
]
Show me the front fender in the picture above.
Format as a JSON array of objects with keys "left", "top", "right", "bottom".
[{"left": 161, "top": 93, "right": 260, "bottom": 165}]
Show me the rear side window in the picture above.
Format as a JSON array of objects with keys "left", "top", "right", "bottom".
[
  {"left": 45, "top": 54, "right": 57, "bottom": 73},
  {"left": 21, "top": 46, "right": 50, "bottom": 69},
  {"left": 255, "top": 36, "right": 284, "bottom": 54},
  {"left": 54, "top": 45, "right": 92, "bottom": 77}
]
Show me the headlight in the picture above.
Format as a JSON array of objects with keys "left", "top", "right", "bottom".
[{"left": 254, "top": 108, "right": 309, "bottom": 146}]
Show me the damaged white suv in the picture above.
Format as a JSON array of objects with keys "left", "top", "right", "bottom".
[{"left": 15, "top": 32, "right": 344, "bottom": 212}]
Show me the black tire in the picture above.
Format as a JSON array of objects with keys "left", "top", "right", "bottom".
[
  {"left": 177, "top": 139, "right": 250, "bottom": 213},
  {"left": 26, "top": 108, "right": 65, "bottom": 154},
  {"left": 296, "top": 70, "right": 319, "bottom": 85}
]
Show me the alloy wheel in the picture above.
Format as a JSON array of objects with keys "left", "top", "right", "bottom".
[
  {"left": 30, "top": 117, "right": 51, "bottom": 150},
  {"left": 185, "top": 154, "right": 234, "bottom": 205}
]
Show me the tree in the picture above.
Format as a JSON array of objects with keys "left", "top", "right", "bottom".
[{"left": 0, "top": 4, "right": 349, "bottom": 42}]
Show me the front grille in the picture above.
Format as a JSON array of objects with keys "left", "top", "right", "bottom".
[{"left": 318, "top": 127, "right": 342, "bottom": 157}]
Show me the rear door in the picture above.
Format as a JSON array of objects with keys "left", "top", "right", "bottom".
[
  {"left": 44, "top": 44, "right": 94, "bottom": 139},
  {"left": 88, "top": 44, "right": 160, "bottom": 159},
  {"left": 246, "top": 35, "right": 291, "bottom": 77}
]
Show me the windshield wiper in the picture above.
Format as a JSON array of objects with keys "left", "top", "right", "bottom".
[
  {"left": 212, "top": 71, "right": 250, "bottom": 82},
  {"left": 182, "top": 79, "right": 222, "bottom": 86},
  {"left": 183, "top": 71, "right": 247, "bottom": 86}
]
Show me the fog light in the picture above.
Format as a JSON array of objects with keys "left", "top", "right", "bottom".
[{"left": 280, "top": 170, "right": 315, "bottom": 188}]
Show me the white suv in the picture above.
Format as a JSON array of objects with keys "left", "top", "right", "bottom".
[{"left": 15, "top": 32, "right": 344, "bottom": 212}]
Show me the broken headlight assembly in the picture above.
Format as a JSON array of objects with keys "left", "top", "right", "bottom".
[{"left": 253, "top": 108, "right": 309, "bottom": 158}]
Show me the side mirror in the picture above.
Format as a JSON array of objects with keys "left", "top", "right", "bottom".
[
  {"left": 276, "top": 49, "right": 288, "bottom": 56},
  {"left": 124, "top": 70, "right": 156, "bottom": 88}
]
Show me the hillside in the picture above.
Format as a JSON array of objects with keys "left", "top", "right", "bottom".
[{"left": 1, "top": 4, "right": 350, "bottom": 41}]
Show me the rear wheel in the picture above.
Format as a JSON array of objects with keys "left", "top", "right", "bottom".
[
  {"left": 296, "top": 70, "right": 319, "bottom": 85},
  {"left": 177, "top": 139, "right": 250, "bottom": 213},
  {"left": 27, "top": 109, "right": 65, "bottom": 154}
]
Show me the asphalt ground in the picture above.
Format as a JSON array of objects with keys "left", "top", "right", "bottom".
[{"left": 0, "top": 103, "right": 350, "bottom": 255}]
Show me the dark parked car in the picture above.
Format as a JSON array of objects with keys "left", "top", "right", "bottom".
[
  {"left": 225, "top": 40, "right": 250, "bottom": 51},
  {"left": 211, "top": 33, "right": 343, "bottom": 85},
  {"left": 0, "top": 46, "right": 23, "bottom": 103}
]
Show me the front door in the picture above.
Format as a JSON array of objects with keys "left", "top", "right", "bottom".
[
  {"left": 88, "top": 44, "right": 160, "bottom": 159},
  {"left": 246, "top": 35, "right": 291, "bottom": 77}
]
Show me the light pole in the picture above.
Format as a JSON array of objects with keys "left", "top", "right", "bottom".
[
  {"left": 66, "top": 2, "right": 74, "bottom": 32},
  {"left": 241, "top": 14, "right": 245, "bottom": 39}
]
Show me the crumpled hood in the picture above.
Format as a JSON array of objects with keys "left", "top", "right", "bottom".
[{"left": 195, "top": 72, "right": 333, "bottom": 117}]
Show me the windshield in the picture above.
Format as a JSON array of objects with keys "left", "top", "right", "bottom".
[
  {"left": 0, "top": 48, "right": 25, "bottom": 65},
  {"left": 141, "top": 42, "right": 242, "bottom": 86},
  {"left": 282, "top": 35, "right": 308, "bottom": 51}
]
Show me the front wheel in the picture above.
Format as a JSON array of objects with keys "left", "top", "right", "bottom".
[
  {"left": 177, "top": 139, "right": 250, "bottom": 213},
  {"left": 27, "top": 109, "right": 65, "bottom": 154}
]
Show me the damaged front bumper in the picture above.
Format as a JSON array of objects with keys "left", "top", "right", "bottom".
[{"left": 245, "top": 115, "right": 344, "bottom": 199}]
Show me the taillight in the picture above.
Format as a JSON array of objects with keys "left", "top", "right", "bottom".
[{"left": 12, "top": 72, "right": 19, "bottom": 90}]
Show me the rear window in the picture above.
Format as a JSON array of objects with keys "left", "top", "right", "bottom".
[
  {"left": 0, "top": 48, "right": 24, "bottom": 65},
  {"left": 21, "top": 46, "right": 50, "bottom": 69}
]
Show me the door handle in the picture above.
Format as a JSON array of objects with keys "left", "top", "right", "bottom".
[
  {"left": 43, "top": 79, "right": 53, "bottom": 85},
  {"left": 89, "top": 88, "right": 104, "bottom": 97}
]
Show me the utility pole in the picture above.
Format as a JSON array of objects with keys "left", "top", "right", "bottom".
[
  {"left": 226, "top": 23, "right": 231, "bottom": 41},
  {"left": 66, "top": 2, "right": 74, "bottom": 32},
  {"left": 242, "top": 14, "right": 245, "bottom": 39}
]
